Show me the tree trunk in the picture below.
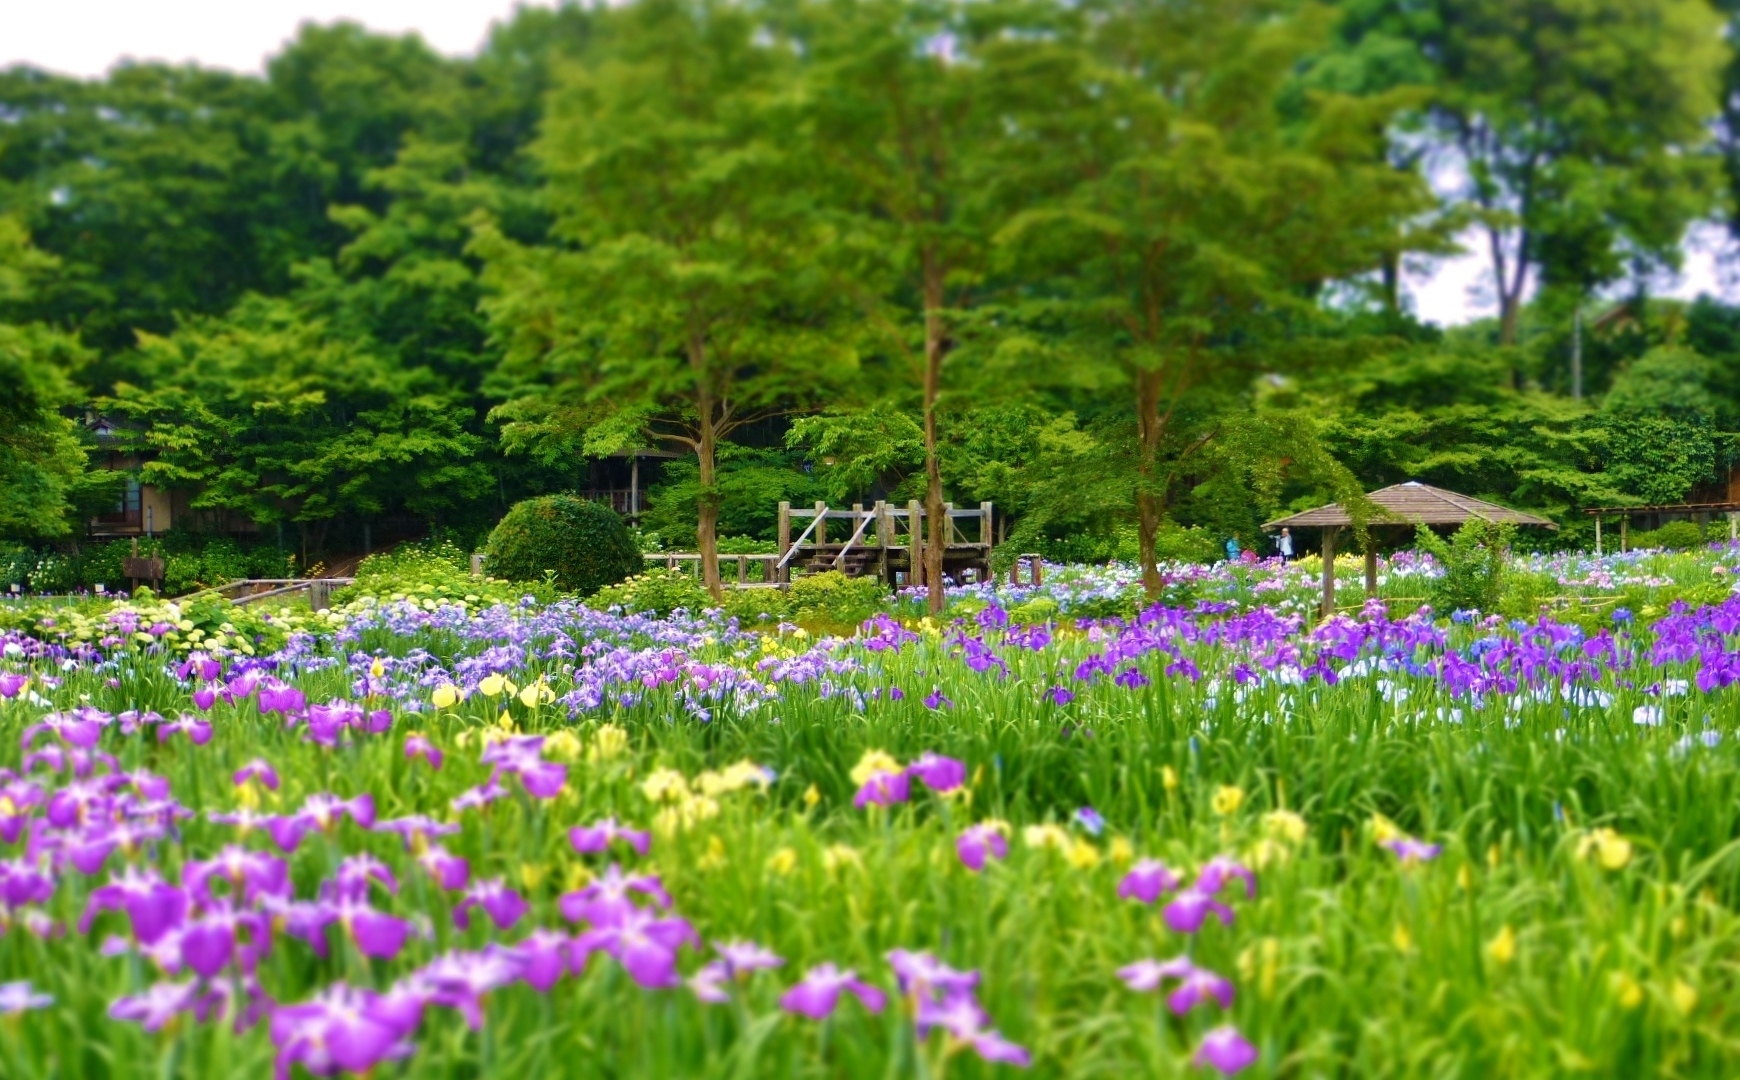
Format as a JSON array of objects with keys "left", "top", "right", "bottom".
[
  {"left": 691, "top": 337, "right": 723, "bottom": 601},
  {"left": 923, "top": 254, "right": 947, "bottom": 616},
  {"left": 1135, "top": 367, "right": 1165, "bottom": 599}
]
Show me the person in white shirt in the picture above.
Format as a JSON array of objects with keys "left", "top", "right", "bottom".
[{"left": 1277, "top": 528, "right": 1295, "bottom": 563}]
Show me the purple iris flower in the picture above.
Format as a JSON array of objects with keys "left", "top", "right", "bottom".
[
  {"left": 481, "top": 736, "right": 568, "bottom": 799},
  {"left": 573, "top": 906, "right": 700, "bottom": 989},
  {"left": 1195, "top": 1025, "right": 1259, "bottom": 1075},
  {"left": 888, "top": 949, "right": 980, "bottom": 1000},
  {"left": 507, "top": 929, "right": 581, "bottom": 992},
  {"left": 956, "top": 824, "right": 1009, "bottom": 872},
  {"left": 24, "top": 711, "right": 107, "bottom": 750},
  {"left": 270, "top": 984, "right": 417, "bottom": 1080},
  {"left": 419, "top": 948, "right": 525, "bottom": 1029},
  {"left": 192, "top": 686, "right": 217, "bottom": 712},
  {"left": 451, "top": 780, "right": 507, "bottom": 814},
  {"left": 81, "top": 867, "right": 188, "bottom": 945},
  {"left": 559, "top": 864, "right": 672, "bottom": 926},
  {"left": 0, "top": 673, "right": 26, "bottom": 700},
  {"left": 1167, "top": 967, "right": 1235, "bottom": 1015},
  {"left": 1114, "top": 666, "right": 1150, "bottom": 689},
  {"left": 1116, "top": 956, "right": 1196, "bottom": 992},
  {"left": 853, "top": 771, "right": 911, "bottom": 809},
  {"left": 1117, "top": 859, "right": 1182, "bottom": 903},
  {"left": 417, "top": 846, "right": 472, "bottom": 891},
  {"left": 157, "top": 714, "right": 212, "bottom": 746},
  {"left": 1162, "top": 887, "right": 1235, "bottom": 934},
  {"left": 0, "top": 981, "right": 52, "bottom": 1014},
  {"left": 715, "top": 939, "right": 784, "bottom": 977},
  {"left": 1194, "top": 856, "right": 1257, "bottom": 899},
  {"left": 570, "top": 818, "right": 652, "bottom": 857},
  {"left": 914, "top": 993, "right": 1032, "bottom": 1067},
  {"left": 1073, "top": 807, "right": 1106, "bottom": 836},
  {"left": 184, "top": 846, "right": 290, "bottom": 905},
  {"left": 373, "top": 815, "right": 461, "bottom": 850},
  {"left": 1381, "top": 837, "right": 1443, "bottom": 863},
  {"left": 455, "top": 878, "right": 528, "bottom": 931},
  {"left": 179, "top": 899, "right": 272, "bottom": 978},
  {"left": 922, "top": 689, "right": 953, "bottom": 710},
  {"left": 330, "top": 854, "right": 400, "bottom": 899},
  {"left": 108, "top": 980, "right": 203, "bottom": 1032},
  {"left": 906, "top": 753, "right": 966, "bottom": 793},
  {"left": 779, "top": 963, "right": 888, "bottom": 1020},
  {"left": 1, "top": 858, "right": 55, "bottom": 909},
  {"left": 1047, "top": 685, "right": 1075, "bottom": 706},
  {"left": 232, "top": 759, "right": 279, "bottom": 790},
  {"left": 404, "top": 734, "right": 443, "bottom": 771},
  {"left": 257, "top": 681, "right": 306, "bottom": 717}
]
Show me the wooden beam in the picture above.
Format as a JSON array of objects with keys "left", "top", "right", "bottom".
[
  {"left": 908, "top": 500, "right": 924, "bottom": 589},
  {"left": 1364, "top": 544, "right": 1377, "bottom": 599},
  {"left": 777, "top": 502, "right": 791, "bottom": 585},
  {"left": 1594, "top": 515, "right": 1602, "bottom": 556}
]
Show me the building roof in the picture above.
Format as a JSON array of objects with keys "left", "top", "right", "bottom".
[{"left": 1264, "top": 482, "right": 1557, "bottom": 530}]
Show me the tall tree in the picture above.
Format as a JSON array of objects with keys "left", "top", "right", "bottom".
[
  {"left": 1366, "top": 0, "right": 1727, "bottom": 345},
  {"left": 478, "top": 0, "right": 855, "bottom": 597},
  {"left": 995, "top": 0, "right": 1420, "bottom": 595}
]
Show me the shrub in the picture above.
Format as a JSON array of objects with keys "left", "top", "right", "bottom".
[
  {"left": 1413, "top": 520, "right": 1513, "bottom": 615},
  {"left": 1629, "top": 520, "right": 1704, "bottom": 551},
  {"left": 789, "top": 571, "right": 888, "bottom": 626},
  {"left": 590, "top": 568, "right": 713, "bottom": 617},
  {"left": 484, "top": 495, "right": 642, "bottom": 597}
]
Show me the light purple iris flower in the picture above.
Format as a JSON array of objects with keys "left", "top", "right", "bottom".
[
  {"left": 956, "top": 824, "right": 1009, "bottom": 872},
  {"left": 232, "top": 759, "right": 279, "bottom": 790},
  {"left": 192, "top": 686, "right": 218, "bottom": 712},
  {"left": 888, "top": 949, "right": 980, "bottom": 1001},
  {"left": 404, "top": 734, "right": 443, "bottom": 771},
  {"left": 331, "top": 854, "right": 400, "bottom": 899},
  {"left": 157, "top": 714, "right": 212, "bottom": 746},
  {"left": 481, "top": 736, "right": 568, "bottom": 798},
  {"left": 454, "top": 878, "right": 528, "bottom": 931},
  {"left": 907, "top": 753, "right": 966, "bottom": 793},
  {"left": 184, "top": 846, "right": 290, "bottom": 906},
  {"left": 1117, "top": 859, "right": 1182, "bottom": 903},
  {"left": 0, "top": 981, "right": 52, "bottom": 1014},
  {"left": 1168, "top": 967, "right": 1236, "bottom": 1015},
  {"left": 270, "top": 983, "right": 417, "bottom": 1080},
  {"left": 1116, "top": 956, "right": 1197, "bottom": 992},
  {"left": 1073, "top": 807, "right": 1106, "bottom": 836},
  {"left": 559, "top": 864, "right": 672, "bottom": 926},
  {"left": 373, "top": 814, "right": 461, "bottom": 850},
  {"left": 922, "top": 689, "right": 953, "bottom": 710},
  {"left": 257, "top": 682, "right": 306, "bottom": 717},
  {"left": 0, "top": 673, "right": 27, "bottom": 700},
  {"left": 1046, "top": 685, "right": 1074, "bottom": 706},
  {"left": 417, "top": 846, "right": 471, "bottom": 891},
  {"left": 507, "top": 929, "right": 582, "bottom": 992},
  {"left": 419, "top": 948, "right": 525, "bottom": 1029},
  {"left": 81, "top": 866, "right": 187, "bottom": 945},
  {"left": 853, "top": 771, "right": 911, "bottom": 809},
  {"left": 1162, "top": 887, "right": 1235, "bottom": 934},
  {"left": 1381, "top": 837, "right": 1443, "bottom": 863},
  {"left": 451, "top": 780, "right": 507, "bottom": 814},
  {"left": 1, "top": 857, "right": 55, "bottom": 909},
  {"left": 569, "top": 818, "right": 652, "bottom": 857},
  {"left": 690, "top": 939, "right": 784, "bottom": 1004},
  {"left": 915, "top": 993, "right": 1032, "bottom": 1067},
  {"left": 780, "top": 963, "right": 887, "bottom": 1020},
  {"left": 1195, "top": 1025, "right": 1259, "bottom": 1075},
  {"left": 178, "top": 899, "right": 272, "bottom": 978},
  {"left": 109, "top": 980, "right": 203, "bottom": 1032},
  {"left": 573, "top": 906, "right": 700, "bottom": 989}
]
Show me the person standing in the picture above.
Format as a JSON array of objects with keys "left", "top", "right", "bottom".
[
  {"left": 1224, "top": 536, "right": 1241, "bottom": 562},
  {"left": 1277, "top": 528, "right": 1295, "bottom": 563}
]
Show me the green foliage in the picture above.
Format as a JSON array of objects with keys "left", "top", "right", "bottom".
[
  {"left": 641, "top": 447, "right": 826, "bottom": 546},
  {"left": 589, "top": 568, "right": 713, "bottom": 617},
  {"left": 1414, "top": 520, "right": 1515, "bottom": 615},
  {"left": 484, "top": 495, "right": 642, "bottom": 597},
  {"left": 788, "top": 571, "right": 888, "bottom": 628},
  {"left": 336, "top": 539, "right": 523, "bottom": 605},
  {"left": 1628, "top": 520, "right": 1707, "bottom": 551}
]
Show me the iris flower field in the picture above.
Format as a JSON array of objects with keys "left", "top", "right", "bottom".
[{"left": 4, "top": 549, "right": 1740, "bottom": 1078}]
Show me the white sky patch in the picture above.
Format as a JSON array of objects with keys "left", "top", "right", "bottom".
[{"left": 6, "top": 1, "right": 1739, "bottom": 326}]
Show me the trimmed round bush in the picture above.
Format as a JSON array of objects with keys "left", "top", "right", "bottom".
[{"left": 484, "top": 495, "right": 643, "bottom": 596}]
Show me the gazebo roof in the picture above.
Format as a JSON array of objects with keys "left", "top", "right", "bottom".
[{"left": 1263, "top": 482, "right": 1557, "bottom": 530}]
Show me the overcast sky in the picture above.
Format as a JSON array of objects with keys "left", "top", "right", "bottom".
[{"left": 6, "top": 0, "right": 1736, "bottom": 327}]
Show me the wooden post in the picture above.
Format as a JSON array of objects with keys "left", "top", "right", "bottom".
[
  {"left": 777, "top": 502, "right": 791, "bottom": 585},
  {"left": 908, "top": 500, "right": 924, "bottom": 588},
  {"left": 630, "top": 453, "right": 640, "bottom": 519},
  {"left": 309, "top": 580, "right": 331, "bottom": 612},
  {"left": 470, "top": 553, "right": 484, "bottom": 579},
  {"left": 1620, "top": 516, "right": 1628, "bottom": 553},
  {"left": 737, "top": 555, "right": 747, "bottom": 584},
  {"left": 1363, "top": 543, "right": 1378, "bottom": 599},
  {"left": 980, "top": 501, "right": 994, "bottom": 585},
  {"left": 1729, "top": 512, "right": 1738, "bottom": 543},
  {"left": 1032, "top": 556, "right": 1043, "bottom": 587},
  {"left": 815, "top": 501, "right": 828, "bottom": 548},
  {"left": 1320, "top": 527, "right": 1337, "bottom": 621},
  {"left": 1594, "top": 516, "right": 1602, "bottom": 556}
]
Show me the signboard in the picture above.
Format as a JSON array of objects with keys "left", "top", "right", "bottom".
[{"left": 122, "top": 557, "right": 165, "bottom": 582}]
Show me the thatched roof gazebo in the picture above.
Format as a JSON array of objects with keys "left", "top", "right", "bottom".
[{"left": 1264, "top": 481, "right": 1556, "bottom": 618}]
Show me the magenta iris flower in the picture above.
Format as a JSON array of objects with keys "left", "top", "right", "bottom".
[
  {"left": 1162, "top": 887, "right": 1235, "bottom": 934},
  {"left": 403, "top": 734, "right": 443, "bottom": 771},
  {"left": 232, "top": 759, "right": 279, "bottom": 790},
  {"left": 373, "top": 815, "right": 461, "bottom": 850},
  {"left": 1195, "top": 1025, "right": 1259, "bottom": 1075},
  {"left": 507, "top": 929, "right": 581, "bottom": 992},
  {"left": 853, "top": 771, "right": 911, "bottom": 809},
  {"left": 922, "top": 689, "right": 953, "bottom": 710},
  {"left": 270, "top": 984, "right": 417, "bottom": 1080},
  {"left": 257, "top": 682, "right": 306, "bottom": 717},
  {"left": 1116, "top": 956, "right": 1196, "bottom": 992},
  {"left": 1168, "top": 967, "right": 1235, "bottom": 1015},
  {"left": 178, "top": 899, "right": 271, "bottom": 978},
  {"left": 419, "top": 948, "right": 525, "bottom": 1029},
  {"left": 481, "top": 735, "right": 568, "bottom": 798},
  {"left": 451, "top": 780, "right": 507, "bottom": 814},
  {"left": 1, "top": 857, "right": 55, "bottom": 908},
  {"left": 184, "top": 846, "right": 289, "bottom": 906},
  {"left": 192, "top": 686, "right": 217, "bottom": 712},
  {"left": 81, "top": 867, "right": 187, "bottom": 945},
  {"left": 0, "top": 673, "right": 26, "bottom": 699},
  {"left": 906, "top": 753, "right": 966, "bottom": 793},
  {"left": 1117, "top": 859, "right": 1182, "bottom": 903},
  {"left": 108, "top": 980, "right": 203, "bottom": 1032},
  {"left": 955, "top": 824, "right": 1009, "bottom": 871},
  {"left": 573, "top": 906, "right": 700, "bottom": 989},
  {"left": 559, "top": 864, "right": 672, "bottom": 927},
  {"left": 888, "top": 949, "right": 980, "bottom": 1000},
  {"left": 1195, "top": 856, "right": 1257, "bottom": 899},
  {"left": 454, "top": 878, "right": 528, "bottom": 931},
  {"left": 779, "top": 963, "right": 887, "bottom": 1019},
  {"left": 416, "top": 846, "right": 471, "bottom": 891},
  {"left": 331, "top": 854, "right": 400, "bottom": 899},
  {"left": 157, "top": 714, "right": 212, "bottom": 746},
  {"left": 569, "top": 818, "right": 652, "bottom": 857}
]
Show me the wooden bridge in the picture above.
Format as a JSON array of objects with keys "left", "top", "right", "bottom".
[{"left": 775, "top": 501, "right": 996, "bottom": 587}]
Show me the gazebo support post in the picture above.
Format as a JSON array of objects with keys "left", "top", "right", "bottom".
[
  {"left": 1320, "top": 527, "right": 1337, "bottom": 621},
  {"left": 1363, "top": 539, "right": 1378, "bottom": 600},
  {"left": 1620, "top": 515, "right": 1628, "bottom": 553},
  {"left": 1594, "top": 516, "right": 1602, "bottom": 556},
  {"left": 1729, "top": 511, "right": 1738, "bottom": 543}
]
